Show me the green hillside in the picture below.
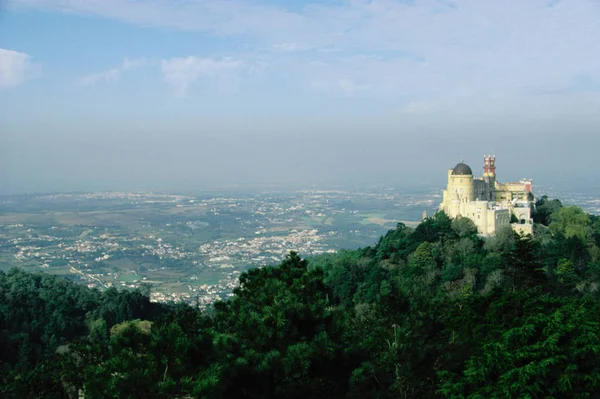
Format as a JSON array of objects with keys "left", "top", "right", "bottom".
[{"left": 2, "top": 196, "right": 600, "bottom": 398}]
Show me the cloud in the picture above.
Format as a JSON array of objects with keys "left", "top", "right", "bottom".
[
  {"left": 310, "top": 79, "right": 371, "bottom": 96},
  {"left": 271, "top": 42, "right": 312, "bottom": 52},
  {"left": 79, "top": 57, "right": 149, "bottom": 86},
  {"left": 79, "top": 56, "right": 253, "bottom": 97},
  {"left": 11, "top": 0, "right": 600, "bottom": 55},
  {"left": 19, "top": 0, "right": 600, "bottom": 106},
  {"left": 79, "top": 68, "right": 120, "bottom": 86},
  {"left": 399, "top": 101, "right": 436, "bottom": 115},
  {"left": 0, "top": 48, "right": 40, "bottom": 88},
  {"left": 160, "top": 57, "right": 244, "bottom": 97}
]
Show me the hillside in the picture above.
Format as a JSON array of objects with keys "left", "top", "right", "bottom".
[{"left": 2, "top": 196, "right": 600, "bottom": 398}]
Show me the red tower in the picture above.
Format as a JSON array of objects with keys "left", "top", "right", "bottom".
[
  {"left": 483, "top": 155, "right": 496, "bottom": 176},
  {"left": 483, "top": 155, "right": 497, "bottom": 201}
]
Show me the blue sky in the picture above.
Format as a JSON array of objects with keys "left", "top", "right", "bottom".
[{"left": 1, "top": 0, "right": 600, "bottom": 193}]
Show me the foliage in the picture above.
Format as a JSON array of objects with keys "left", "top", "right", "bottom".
[
  {"left": 533, "top": 195, "right": 563, "bottom": 226},
  {"left": 2, "top": 199, "right": 600, "bottom": 398},
  {"left": 549, "top": 205, "right": 592, "bottom": 241}
]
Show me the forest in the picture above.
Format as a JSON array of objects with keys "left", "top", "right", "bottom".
[{"left": 2, "top": 195, "right": 600, "bottom": 398}]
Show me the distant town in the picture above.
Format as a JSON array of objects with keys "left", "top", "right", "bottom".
[
  {"left": 0, "top": 188, "right": 434, "bottom": 307},
  {"left": 1, "top": 185, "right": 598, "bottom": 307}
]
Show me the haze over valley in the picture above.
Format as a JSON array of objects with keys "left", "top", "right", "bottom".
[{"left": 2, "top": 0, "right": 600, "bottom": 195}]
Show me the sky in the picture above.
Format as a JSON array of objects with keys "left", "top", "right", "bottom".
[{"left": 1, "top": 0, "right": 600, "bottom": 194}]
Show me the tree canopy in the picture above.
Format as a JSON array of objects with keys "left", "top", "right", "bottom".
[{"left": 2, "top": 199, "right": 600, "bottom": 398}]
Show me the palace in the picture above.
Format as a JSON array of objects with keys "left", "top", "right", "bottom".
[{"left": 439, "top": 156, "right": 534, "bottom": 236}]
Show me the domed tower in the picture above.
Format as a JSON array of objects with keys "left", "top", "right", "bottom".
[
  {"left": 441, "top": 161, "right": 475, "bottom": 218},
  {"left": 450, "top": 161, "right": 475, "bottom": 202}
]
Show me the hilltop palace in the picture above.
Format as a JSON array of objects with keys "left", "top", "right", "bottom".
[{"left": 439, "top": 156, "right": 534, "bottom": 236}]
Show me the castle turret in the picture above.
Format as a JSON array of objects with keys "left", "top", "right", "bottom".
[
  {"left": 483, "top": 155, "right": 496, "bottom": 201},
  {"left": 483, "top": 155, "right": 496, "bottom": 177},
  {"left": 441, "top": 161, "right": 475, "bottom": 217},
  {"left": 450, "top": 161, "right": 475, "bottom": 202}
]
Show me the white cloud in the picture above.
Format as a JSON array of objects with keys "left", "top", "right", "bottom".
[
  {"left": 0, "top": 48, "right": 40, "bottom": 88},
  {"left": 79, "top": 57, "right": 149, "bottom": 86},
  {"left": 122, "top": 58, "right": 148, "bottom": 70},
  {"left": 160, "top": 57, "right": 244, "bottom": 97},
  {"left": 399, "top": 101, "right": 436, "bottom": 115},
  {"left": 310, "top": 79, "right": 371, "bottom": 96},
  {"left": 78, "top": 56, "right": 253, "bottom": 96},
  {"left": 79, "top": 68, "right": 120, "bottom": 86},
  {"left": 12, "top": 0, "right": 600, "bottom": 56},
  {"left": 271, "top": 42, "right": 312, "bottom": 52},
  {"left": 20, "top": 0, "right": 600, "bottom": 106}
]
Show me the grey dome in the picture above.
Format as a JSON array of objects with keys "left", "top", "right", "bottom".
[{"left": 452, "top": 162, "right": 473, "bottom": 176}]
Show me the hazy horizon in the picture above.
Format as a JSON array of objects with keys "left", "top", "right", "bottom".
[{"left": 2, "top": 0, "right": 600, "bottom": 195}]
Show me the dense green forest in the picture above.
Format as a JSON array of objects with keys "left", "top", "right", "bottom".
[{"left": 2, "top": 196, "right": 600, "bottom": 398}]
